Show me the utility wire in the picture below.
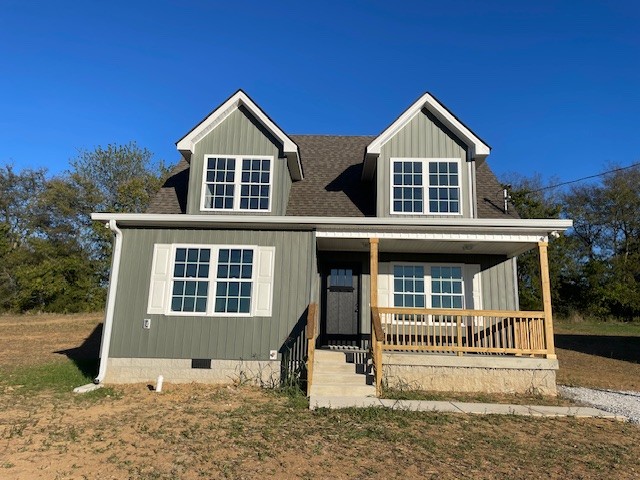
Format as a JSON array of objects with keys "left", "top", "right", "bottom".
[{"left": 510, "top": 161, "right": 640, "bottom": 194}]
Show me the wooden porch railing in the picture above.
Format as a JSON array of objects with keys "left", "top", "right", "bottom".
[
  {"left": 371, "top": 307, "right": 384, "bottom": 396},
  {"left": 306, "top": 303, "right": 319, "bottom": 396},
  {"left": 372, "top": 307, "right": 553, "bottom": 357}
]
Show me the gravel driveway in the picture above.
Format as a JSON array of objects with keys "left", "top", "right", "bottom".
[{"left": 559, "top": 386, "right": 640, "bottom": 424}]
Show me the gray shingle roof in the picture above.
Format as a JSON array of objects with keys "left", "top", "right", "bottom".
[{"left": 146, "top": 135, "right": 517, "bottom": 219}]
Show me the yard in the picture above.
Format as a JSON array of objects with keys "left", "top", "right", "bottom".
[{"left": 1, "top": 314, "right": 639, "bottom": 479}]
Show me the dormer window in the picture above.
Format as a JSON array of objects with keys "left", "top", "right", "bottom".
[
  {"left": 202, "top": 155, "right": 273, "bottom": 211},
  {"left": 391, "top": 158, "right": 461, "bottom": 215}
]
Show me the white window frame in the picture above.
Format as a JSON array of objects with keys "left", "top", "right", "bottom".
[
  {"left": 390, "top": 157, "right": 463, "bottom": 216},
  {"left": 147, "top": 243, "right": 276, "bottom": 318},
  {"left": 201, "top": 154, "right": 274, "bottom": 212},
  {"left": 390, "top": 262, "right": 480, "bottom": 325}
]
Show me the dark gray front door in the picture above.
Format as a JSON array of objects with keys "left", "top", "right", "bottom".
[{"left": 322, "top": 264, "right": 360, "bottom": 346}]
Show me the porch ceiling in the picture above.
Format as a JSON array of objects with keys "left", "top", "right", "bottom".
[{"left": 316, "top": 237, "right": 536, "bottom": 257}]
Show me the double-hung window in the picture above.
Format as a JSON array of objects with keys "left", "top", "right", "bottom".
[
  {"left": 147, "top": 244, "right": 275, "bottom": 317},
  {"left": 391, "top": 158, "right": 461, "bottom": 215},
  {"left": 202, "top": 155, "right": 273, "bottom": 211},
  {"left": 392, "top": 264, "right": 470, "bottom": 311}
]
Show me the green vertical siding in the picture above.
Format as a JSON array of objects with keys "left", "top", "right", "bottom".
[
  {"left": 480, "top": 257, "right": 519, "bottom": 310},
  {"left": 186, "top": 106, "right": 292, "bottom": 215},
  {"left": 110, "top": 228, "right": 313, "bottom": 360},
  {"left": 377, "top": 108, "right": 471, "bottom": 218}
]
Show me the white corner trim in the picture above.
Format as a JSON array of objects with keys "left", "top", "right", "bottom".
[
  {"left": 367, "top": 93, "right": 490, "bottom": 158},
  {"left": 176, "top": 90, "right": 302, "bottom": 180}
]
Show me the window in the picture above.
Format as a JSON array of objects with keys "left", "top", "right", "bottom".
[
  {"left": 214, "top": 248, "right": 253, "bottom": 314},
  {"left": 393, "top": 265, "right": 425, "bottom": 307},
  {"left": 391, "top": 158, "right": 461, "bottom": 215},
  {"left": 202, "top": 155, "right": 272, "bottom": 211},
  {"left": 147, "top": 244, "right": 275, "bottom": 317},
  {"left": 392, "top": 264, "right": 466, "bottom": 310},
  {"left": 430, "top": 266, "right": 464, "bottom": 309}
]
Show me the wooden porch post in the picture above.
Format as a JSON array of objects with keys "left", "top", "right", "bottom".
[{"left": 538, "top": 241, "right": 556, "bottom": 359}]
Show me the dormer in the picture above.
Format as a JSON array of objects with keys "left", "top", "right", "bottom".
[
  {"left": 176, "top": 90, "right": 302, "bottom": 215},
  {"left": 363, "top": 93, "right": 491, "bottom": 218}
]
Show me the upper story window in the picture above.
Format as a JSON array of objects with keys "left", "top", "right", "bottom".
[
  {"left": 391, "top": 158, "right": 461, "bottom": 215},
  {"left": 202, "top": 155, "right": 272, "bottom": 212}
]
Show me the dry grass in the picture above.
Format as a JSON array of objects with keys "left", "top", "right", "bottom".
[
  {"left": 555, "top": 319, "right": 640, "bottom": 390},
  {"left": 0, "top": 314, "right": 639, "bottom": 479}
]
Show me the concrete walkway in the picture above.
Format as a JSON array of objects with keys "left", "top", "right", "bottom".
[{"left": 309, "top": 395, "right": 627, "bottom": 421}]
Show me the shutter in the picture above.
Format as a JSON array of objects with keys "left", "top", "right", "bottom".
[
  {"left": 464, "top": 264, "right": 482, "bottom": 309},
  {"left": 253, "top": 246, "right": 275, "bottom": 317},
  {"left": 147, "top": 244, "right": 172, "bottom": 314},
  {"left": 377, "top": 262, "right": 391, "bottom": 307}
]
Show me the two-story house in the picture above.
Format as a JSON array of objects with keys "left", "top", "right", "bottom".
[{"left": 92, "top": 90, "right": 571, "bottom": 399}]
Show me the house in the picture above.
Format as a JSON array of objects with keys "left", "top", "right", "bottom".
[{"left": 91, "top": 90, "right": 572, "bottom": 397}]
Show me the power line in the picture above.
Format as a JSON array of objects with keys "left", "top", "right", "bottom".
[{"left": 518, "top": 161, "right": 640, "bottom": 194}]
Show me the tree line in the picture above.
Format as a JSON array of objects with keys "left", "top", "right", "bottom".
[
  {"left": 1, "top": 144, "right": 638, "bottom": 321},
  {"left": 0, "top": 143, "right": 168, "bottom": 312},
  {"left": 505, "top": 164, "right": 640, "bottom": 321}
]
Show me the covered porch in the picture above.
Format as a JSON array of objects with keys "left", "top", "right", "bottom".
[{"left": 307, "top": 223, "right": 562, "bottom": 397}]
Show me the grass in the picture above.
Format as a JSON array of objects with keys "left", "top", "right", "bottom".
[{"left": 0, "top": 313, "right": 639, "bottom": 479}]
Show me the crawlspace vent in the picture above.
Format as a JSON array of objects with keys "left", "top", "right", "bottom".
[{"left": 191, "top": 359, "right": 212, "bottom": 369}]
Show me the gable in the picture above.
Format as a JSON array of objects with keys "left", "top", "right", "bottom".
[
  {"left": 176, "top": 90, "right": 303, "bottom": 181},
  {"left": 363, "top": 92, "right": 490, "bottom": 181}
]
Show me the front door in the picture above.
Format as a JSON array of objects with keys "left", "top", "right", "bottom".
[{"left": 321, "top": 264, "right": 360, "bottom": 347}]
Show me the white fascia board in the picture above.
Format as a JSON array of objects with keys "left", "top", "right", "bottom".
[
  {"left": 363, "top": 93, "right": 491, "bottom": 180},
  {"left": 316, "top": 230, "right": 546, "bottom": 244},
  {"left": 91, "top": 213, "right": 572, "bottom": 236},
  {"left": 175, "top": 90, "right": 302, "bottom": 180}
]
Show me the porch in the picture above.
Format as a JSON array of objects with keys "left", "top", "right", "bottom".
[{"left": 307, "top": 230, "right": 558, "bottom": 397}]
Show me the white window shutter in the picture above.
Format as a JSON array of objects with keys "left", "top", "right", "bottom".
[
  {"left": 464, "top": 265, "right": 482, "bottom": 309},
  {"left": 253, "top": 246, "right": 275, "bottom": 317},
  {"left": 377, "top": 263, "right": 391, "bottom": 307},
  {"left": 147, "top": 244, "right": 172, "bottom": 314}
]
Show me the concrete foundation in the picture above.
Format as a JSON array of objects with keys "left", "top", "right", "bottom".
[
  {"left": 105, "top": 358, "right": 281, "bottom": 387},
  {"left": 383, "top": 353, "right": 559, "bottom": 396}
]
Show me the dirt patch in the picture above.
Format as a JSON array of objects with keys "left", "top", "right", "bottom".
[{"left": 1, "top": 314, "right": 640, "bottom": 479}]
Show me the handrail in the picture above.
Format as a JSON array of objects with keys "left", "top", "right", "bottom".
[
  {"left": 371, "top": 307, "right": 383, "bottom": 396},
  {"left": 376, "top": 307, "right": 545, "bottom": 318},
  {"left": 306, "top": 303, "right": 318, "bottom": 396}
]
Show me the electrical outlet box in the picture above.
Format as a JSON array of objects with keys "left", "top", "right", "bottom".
[
  {"left": 143, "top": 318, "right": 151, "bottom": 329},
  {"left": 269, "top": 350, "right": 278, "bottom": 360}
]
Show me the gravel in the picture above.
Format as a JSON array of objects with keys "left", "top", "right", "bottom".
[{"left": 559, "top": 386, "right": 640, "bottom": 424}]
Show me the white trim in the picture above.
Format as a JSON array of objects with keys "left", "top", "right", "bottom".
[
  {"left": 91, "top": 212, "right": 572, "bottom": 232},
  {"left": 176, "top": 90, "right": 302, "bottom": 180},
  {"left": 316, "top": 231, "right": 546, "bottom": 244},
  {"left": 366, "top": 92, "right": 490, "bottom": 157},
  {"left": 200, "top": 154, "right": 274, "bottom": 213},
  {"left": 389, "top": 157, "right": 463, "bottom": 216}
]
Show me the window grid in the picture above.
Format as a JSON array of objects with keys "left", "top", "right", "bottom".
[
  {"left": 393, "top": 265, "right": 425, "bottom": 308},
  {"left": 215, "top": 248, "right": 253, "bottom": 314},
  {"left": 171, "top": 248, "right": 211, "bottom": 313},
  {"left": 428, "top": 161, "right": 459, "bottom": 214},
  {"left": 240, "top": 159, "right": 271, "bottom": 210},
  {"left": 203, "top": 157, "right": 236, "bottom": 209},
  {"left": 431, "top": 266, "right": 464, "bottom": 309},
  {"left": 392, "top": 161, "right": 423, "bottom": 213}
]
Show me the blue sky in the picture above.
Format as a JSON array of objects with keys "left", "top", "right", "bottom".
[{"left": 1, "top": 1, "right": 638, "bottom": 184}]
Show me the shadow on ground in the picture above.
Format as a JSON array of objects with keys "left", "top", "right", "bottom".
[
  {"left": 555, "top": 333, "right": 640, "bottom": 363},
  {"left": 55, "top": 323, "right": 103, "bottom": 379}
]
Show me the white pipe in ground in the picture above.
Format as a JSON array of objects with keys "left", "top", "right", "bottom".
[{"left": 156, "top": 375, "right": 164, "bottom": 393}]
